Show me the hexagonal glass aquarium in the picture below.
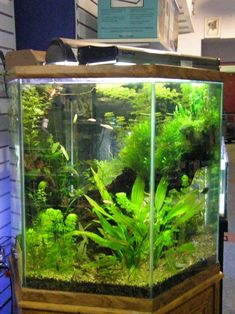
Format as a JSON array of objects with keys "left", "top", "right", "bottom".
[{"left": 8, "top": 64, "right": 223, "bottom": 298}]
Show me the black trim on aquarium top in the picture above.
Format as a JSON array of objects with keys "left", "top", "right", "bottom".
[{"left": 26, "top": 257, "right": 217, "bottom": 299}]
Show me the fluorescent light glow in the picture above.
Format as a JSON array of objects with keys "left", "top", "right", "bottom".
[
  {"left": 52, "top": 61, "right": 79, "bottom": 66},
  {"left": 219, "top": 193, "right": 225, "bottom": 216},
  {"left": 115, "top": 62, "right": 136, "bottom": 66},
  {"left": 87, "top": 60, "right": 116, "bottom": 66}
]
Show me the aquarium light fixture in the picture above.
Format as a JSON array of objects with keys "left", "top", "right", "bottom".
[
  {"left": 46, "top": 38, "right": 220, "bottom": 70},
  {"left": 78, "top": 45, "right": 118, "bottom": 65},
  {"left": 77, "top": 45, "right": 220, "bottom": 70},
  {"left": 46, "top": 38, "right": 78, "bottom": 65}
]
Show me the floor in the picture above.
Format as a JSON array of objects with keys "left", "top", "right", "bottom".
[{"left": 223, "top": 143, "right": 235, "bottom": 314}]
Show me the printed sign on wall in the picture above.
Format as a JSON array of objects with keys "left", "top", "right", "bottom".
[{"left": 98, "top": 0, "right": 158, "bottom": 39}]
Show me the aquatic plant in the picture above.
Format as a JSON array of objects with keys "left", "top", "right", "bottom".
[
  {"left": 118, "top": 83, "right": 220, "bottom": 181},
  {"left": 22, "top": 86, "right": 51, "bottom": 150},
  {"left": 95, "top": 158, "right": 124, "bottom": 186},
  {"left": 78, "top": 169, "right": 204, "bottom": 271},
  {"left": 96, "top": 84, "right": 138, "bottom": 104},
  {"left": 155, "top": 84, "right": 220, "bottom": 177},
  {"left": 119, "top": 119, "right": 151, "bottom": 178},
  {"left": 96, "top": 83, "right": 180, "bottom": 118},
  {"left": 21, "top": 86, "right": 85, "bottom": 217},
  {"left": 26, "top": 208, "right": 87, "bottom": 272},
  {"left": 79, "top": 170, "right": 149, "bottom": 270},
  {"left": 24, "top": 133, "right": 78, "bottom": 221},
  {"left": 28, "top": 180, "right": 48, "bottom": 216},
  {"left": 153, "top": 175, "right": 204, "bottom": 267},
  {"left": 23, "top": 82, "right": 218, "bottom": 285}
]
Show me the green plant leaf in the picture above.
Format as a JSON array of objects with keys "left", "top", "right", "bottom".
[
  {"left": 91, "top": 168, "right": 113, "bottom": 202},
  {"left": 85, "top": 195, "right": 113, "bottom": 219},
  {"left": 109, "top": 205, "right": 144, "bottom": 240},
  {"left": 165, "top": 192, "right": 199, "bottom": 222},
  {"left": 94, "top": 207, "right": 126, "bottom": 241},
  {"left": 176, "top": 197, "right": 204, "bottom": 224},
  {"left": 60, "top": 145, "right": 69, "bottom": 161},
  {"left": 77, "top": 230, "right": 126, "bottom": 251},
  {"left": 116, "top": 192, "right": 132, "bottom": 213},
  {"left": 51, "top": 142, "right": 60, "bottom": 154},
  {"left": 155, "top": 177, "right": 168, "bottom": 212},
  {"left": 131, "top": 175, "right": 145, "bottom": 209}
]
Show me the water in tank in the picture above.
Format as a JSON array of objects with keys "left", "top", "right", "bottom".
[{"left": 8, "top": 66, "right": 222, "bottom": 297}]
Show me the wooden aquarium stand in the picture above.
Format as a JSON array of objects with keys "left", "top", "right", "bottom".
[{"left": 10, "top": 255, "right": 223, "bottom": 314}]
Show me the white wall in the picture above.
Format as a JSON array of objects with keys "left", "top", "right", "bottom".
[{"left": 178, "top": 0, "right": 235, "bottom": 56}]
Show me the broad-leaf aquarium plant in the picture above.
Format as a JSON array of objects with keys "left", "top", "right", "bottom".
[{"left": 8, "top": 75, "right": 222, "bottom": 297}]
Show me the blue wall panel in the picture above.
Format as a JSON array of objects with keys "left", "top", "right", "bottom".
[
  {"left": 14, "top": 0, "right": 76, "bottom": 50},
  {"left": 0, "top": 103, "right": 11, "bottom": 313}
]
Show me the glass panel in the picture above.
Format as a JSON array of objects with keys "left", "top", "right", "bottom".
[
  {"left": 8, "top": 81, "right": 23, "bottom": 249},
  {"left": 152, "top": 81, "right": 222, "bottom": 295},
  {"left": 8, "top": 76, "right": 223, "bottom": 299},
  {"left": 20, "top": 81, "right": 153, "bottom": 297}
]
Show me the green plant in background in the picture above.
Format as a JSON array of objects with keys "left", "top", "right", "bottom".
[
  {"left": 96, "top": 83, "right": 180, "bottom": 118},
  {"left": 96, "top": 84, "right": 138, "bottom": 104},
  {"left": 94, "top": 83, "right": 191, "bottom": 184},
  {"left": 117, "top": 82, "right": 220, "bottom": 181},
  {"left": 155, "top": 83, "right": 220, "bottom": 177},
  {"left": 77, "top": 169, "right": 204, "bottom": 273},
  {"left": 154, "top": 110, "right": 194, "bottom": 175},
  {"left": 22, "top": 86, "right": 51, "bottom": 151},
  {"left": 119, "top": 119, "right": 151, "bottom": 179},
  {"left": 131, "top": 83, "right": 180, "bottom": 117},
  {"left": 22, "top": 86, "right": 85, "bottom": 218},
  {"left": 24, "top": 132, "right": 77, "bottom": 219},
  {"left": 28, "top": 180, "right": 48, "bottom": 216},
  {"left": 96, "top": 83, "right": 180, "bottom": 136},
  {"left": 98, "top": 84, "right": 179, "bottom": 180},
  {"left": 26, "top": 208, "right": 87, "bottom": 273},
  {"left": 95, "top": 158, "right": 124, "bottom": 186}
]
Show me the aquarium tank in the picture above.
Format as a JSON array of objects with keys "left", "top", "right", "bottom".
[{"left": 8, "top": 64, "right": 223, "bottom": 298}]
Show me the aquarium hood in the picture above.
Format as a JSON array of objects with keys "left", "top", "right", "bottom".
[{"left": 45, "top": 38, "right": 220, "bottom": 70}]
